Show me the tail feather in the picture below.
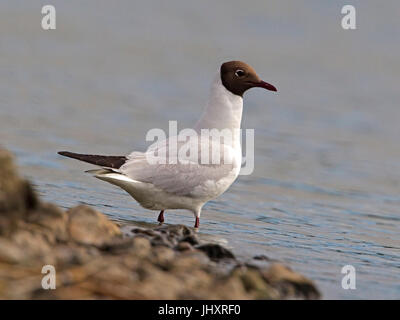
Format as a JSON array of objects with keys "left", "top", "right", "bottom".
[
  {"left": 58, "top": 151, "right": 127, "bottom": 169},
  {"left": 85, "top": 168, "right": 138, "bottom": 184}
]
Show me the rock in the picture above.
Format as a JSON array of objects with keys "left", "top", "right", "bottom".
[
  {"left": 181, "top": 234, "right": 199, "bottom": 245},
  {"left": 151, "top": 246, "right": 175, "bottom": 269},
  {"left": 10, "top": 228, "right": 52, "bottom": 257},
  {"left": 154, "top": 224, "right": 192, "bottom": 238},
  {"left": 130, "top": 227, "right": 159, "bottom": 237},
  {"left": 0, "top": 149, "right": 37, "bottom": 213},
  {"left": 26, "top": 203, "right": 68, "bottom": 242},
  {"left": 175, "top": 241, "right": 193, "bottom": 252},
  {"left": 98, "top": 237, "right": 134, "bottom": 254},
  {"left": 134, "top": 263, "right": 185, "bottom": 299},
  {"left": 231, "top": 266, "right": 279, "bottom": 299},
  {"left": 53, "top": 244, "right": 93, "bottom": 265},
  {"left": 0, "top": 237, "right": 26, "bottom": 264},
  {"left": 171, "top": 255, "right": 202, "bottom": 271},
  {"left": 131, "top": 237, "right": 151, "bottom": 258},
  {"left": 196, "top": 243, "right": 235, "bottom": 261},
  {"left": 0, "top": 148, "right": 321, "bottom": 300},
  {"left": 0, "top": 149, "right": 39, "bottom": 236},
  {"left": 67, "top": 205, "right": 121, "bottom": 246},
  {"left": 150, "top": 234, "right": 174, "bottom": 248},
  {"left": 207, "top": 277, "right": 249, "bottom": 300},
  {"left": 253, "top": 254, "right": 271, "bottom": 261},
  {"left": 261, "top": 263, "right": 321, "bottom": 299}
]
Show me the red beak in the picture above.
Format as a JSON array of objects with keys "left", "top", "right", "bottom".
[{"left": 254, "top": 80, "right": 277, "bottom": 92}]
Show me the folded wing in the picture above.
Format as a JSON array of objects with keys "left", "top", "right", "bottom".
[{"left": 120, "top": 136, "right": 237, "bottom": 197}]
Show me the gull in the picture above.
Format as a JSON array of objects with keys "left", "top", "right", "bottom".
[{"left": 58, "top": 61, "right": 277, "bottom": 229}]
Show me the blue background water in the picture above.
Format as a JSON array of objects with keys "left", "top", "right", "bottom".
[{"left": 0, "top": 1, "right": 399, "bottom": 299}]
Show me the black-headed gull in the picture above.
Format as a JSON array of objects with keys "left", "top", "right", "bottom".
[{"left": 59, "top": 61, "right": 277, "bottom": 229}]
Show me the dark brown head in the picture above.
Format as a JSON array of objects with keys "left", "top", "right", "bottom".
[{"left": 220, "top": 61, "right": 277, "bottom": 97}]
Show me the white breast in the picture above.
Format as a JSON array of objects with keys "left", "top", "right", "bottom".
[{"left": 190, "top": 145, "right": 242, "bottom": 200}]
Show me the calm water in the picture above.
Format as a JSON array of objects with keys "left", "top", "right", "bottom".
[{"left": 1, "top": 1, "right": 399, "bottom": 299}]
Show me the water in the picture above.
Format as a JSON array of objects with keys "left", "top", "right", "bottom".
[{"left": 1, "top": 1, "right": 399, "bottom": 299}]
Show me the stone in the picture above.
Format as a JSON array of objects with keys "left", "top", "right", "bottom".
[
  {"left": 208, "top": 277, "right": 249, "bottom": 300},
  {"left": 0, "top": 148, "right": 321, "bottom": 300},
  {"left": 131, "top": 236, "right": 151, "bottom": 257},
  {"left": 0, "top": 237, "right": 26, "bottom": 264},
  {"left": 155, "top": 224, "right": 192, "bottom": 238},
  {"left": 67, "top": 205, "right": 121, "bottom": 246},
  {"left": 175, "top": 241, "right": 193, "bottom": 252},
  {"left": 0, "top": 149, "right": 39, "bottom": 236},
  {"left": 231, "top": 266, "right": 279, "bottom": 299},
  {"left": 26, "top": 203, "right": 68, "bottom": 242},
  {"left": 10, "top": 229, "right": 52, "bottom": 257},
  {"left": 151, "top": 246, "right": 175, "bottom": 269},
  {"left": 253, "top": 254, "right": 271, "bottom": 261},
  {"left": 196, "top": 243, "right": 235, "bottom": 261},
  {"left": 0, "top": 149, "right": 39, "bottom": 212},
  {"left": 180, "top": 234, "right": 199, "bottom": 245},
  {"left": 261, "top": 263, "right": 321, "bottom": 299},
  {"left": 130, "top": 227, "right": 159, "bottom": 237}
]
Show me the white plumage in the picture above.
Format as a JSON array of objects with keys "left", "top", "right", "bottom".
[{"left": 90, "top": 75, "right": 243, "bottom": 224}]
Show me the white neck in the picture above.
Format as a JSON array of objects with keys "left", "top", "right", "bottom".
[{"left": 194, "top": 74, "right": 243, "bottom": 133}]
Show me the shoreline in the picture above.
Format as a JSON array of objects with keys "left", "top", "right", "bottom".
[{"left": 0, "top": 148, "right": 320, "bottom": 299}]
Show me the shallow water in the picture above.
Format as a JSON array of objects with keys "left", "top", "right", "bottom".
[{"left": 1, "top": 1, "right": 399, "bottom": 299}]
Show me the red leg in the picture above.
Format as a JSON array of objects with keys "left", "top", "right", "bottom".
[
  {"left": 194, "top": 216, "right": 200, "bottom": 229},
  {"left": 157, "top": 210, "right": 165, "bottom": 224}
]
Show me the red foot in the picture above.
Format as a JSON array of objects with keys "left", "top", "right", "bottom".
[
  {"left": 194, "top": 217, "right": 200, "bottom": 228},
  {"left": 157, "top": 210, "right": 165, "bottom": 223}
]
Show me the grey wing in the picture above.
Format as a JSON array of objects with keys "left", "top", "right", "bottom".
[{"left": 120, "top": 137, "right": 236, "bottom": 196}]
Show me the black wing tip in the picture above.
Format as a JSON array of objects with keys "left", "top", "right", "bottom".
[
  {"left": 58, "top": 151, "right": 72, "bottom": 156},
  {"left": 57, "top": 151, "right": 127, "bottom": 169}
]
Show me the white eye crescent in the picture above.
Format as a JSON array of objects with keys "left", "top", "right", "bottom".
[{"left": 235, "top": 69, "right": 245, "bottom": 77}]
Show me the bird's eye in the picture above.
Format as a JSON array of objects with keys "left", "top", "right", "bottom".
[{"left": 235, "top": 69, "right": 245, "bottom": 77}]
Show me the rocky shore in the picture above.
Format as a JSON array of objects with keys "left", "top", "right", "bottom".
[{"left": 0, "top": 148, "right": 320, "bottom": 299}]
